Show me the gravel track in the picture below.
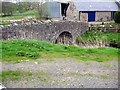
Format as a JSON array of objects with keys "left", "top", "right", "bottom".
[{"left": 1, "top": 58, "right": 118, "bottom": 88}]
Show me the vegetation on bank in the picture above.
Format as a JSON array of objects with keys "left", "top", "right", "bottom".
[
  {"left": 1, "top": 39, "right": 118, "bottom": 63},
  {"left": 1, "top": 10, "right": 37, "bottom": 20},
  {"left": 76, "top": 30, "right": 120, "bottom": 48},
  {"left": 0, "top": 10, "right": 37, "bottom": 25}
]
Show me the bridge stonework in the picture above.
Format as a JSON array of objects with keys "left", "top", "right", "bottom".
[{"left": 1, "top": 21, "right": 88, "bottom": 44}]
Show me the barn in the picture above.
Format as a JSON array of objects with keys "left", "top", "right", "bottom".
[
  {"left": 41, "top": 1, "right": 69, "bottom": 20},
  {"left": 42, "top": 0, "right": 120, "bottom": 22},
  {"left": 74, "top": 0, "right": 120, "bottom": 22}
]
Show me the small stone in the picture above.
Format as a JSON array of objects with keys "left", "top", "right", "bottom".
[
  {"left": 63, "top": 69, "right": 66, "bottom": 72},
  {"left": 105, "top": 83, "right": 107, "bottom": 85},
  {"left": 81, "top": 84, "right": 84, "bottom": 87},
  {"left": 67, "top": 77, "right": 71, "bottom": 79},
  {"left": 34, "top": 62, "right": 38, "bottom": 64}
]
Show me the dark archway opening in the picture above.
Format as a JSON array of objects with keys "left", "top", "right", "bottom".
[
  {"left": 55, "top": 31, "right": 73, "bottom": 45},
  {"left": 61, "top": 3, "right": 69, "bottom": 17}
]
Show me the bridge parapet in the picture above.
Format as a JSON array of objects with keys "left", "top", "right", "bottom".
[{"left": 1, "top": 20, "right": 88, "bottom": 44}]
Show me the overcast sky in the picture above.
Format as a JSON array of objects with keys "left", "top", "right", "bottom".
[{"left": 1, "top": 0, "right": 120, "bottom": 2}]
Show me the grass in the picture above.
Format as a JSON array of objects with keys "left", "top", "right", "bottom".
[
  {"left": 1, "top": 10, "right": 37, "bottom": 20},
  {"left": 35, "top": 70, "right": 51, "bottom": 83},
  {"left": 103, "top": 64, "right": 111, "bottom": 69},
  {"left": 1, "top": 39, "right": 118, "bottom": 63},
  {"left": 99, "top": 75, "right": 110, "bottom": 79},
  {"left": 67, "top": 72, "right": 113, "bottom": 79},
  {"left": 67, "top": 72, "right": 96, "bottom": 77},
  {"left": 0, "top": 10, "right": 37, "bottom": 25},
  {"left": 76, "top": 30, "right": 120, "bottom": 48},
  {"left": 1, "top": 70, "right": 32, "bottom": 82},
  {"left": 1, "top": 70, "right": 51, "bottom": 83}
]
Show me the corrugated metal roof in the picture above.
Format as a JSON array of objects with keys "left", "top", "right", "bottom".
[{"left": 74, "top": 0, "right": 120, "bottom": 11}]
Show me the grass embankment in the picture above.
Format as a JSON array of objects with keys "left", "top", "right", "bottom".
[
  {"left": 0, "top": 10, "right": 37, "bottom": 25},
  {"left": 1, "top": 40, "right": 118, "bottom": 62},
  {"left": 76, "top": 30, "right": 120, "bottom": 48}
]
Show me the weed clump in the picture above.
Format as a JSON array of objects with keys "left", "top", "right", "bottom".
[
  {"left": 16, "top": 51, "right": 39, "bottom": 59},
  {"left": 2, "top": 70, "right": 32, "bottom": 82}
]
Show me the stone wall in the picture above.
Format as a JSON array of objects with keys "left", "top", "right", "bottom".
[
  {"left": 80, "top": 12, "right": 88, "bottom": 22},
  {"left": 79, "top": 11, "right": 112, "bottom": 22},
  {"left": 1, "top": 20, "right": 88, "bottom": 43},
  {"left": 66, "top": 2, "right": 79, "bottom": 21},
  {"left": 95, "top": 12, "right": 112, "bottom": 22}
]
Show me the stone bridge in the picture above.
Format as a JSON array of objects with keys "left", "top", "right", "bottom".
[{"left": 1, "top": 21, "right": 88, "bottom": 44}]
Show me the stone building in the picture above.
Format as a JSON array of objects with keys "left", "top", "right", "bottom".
[
  {"left": 74, "top": 0, "right": 120, "bottom": 22},
  {"left": 42, "top": 0, "right": 120, "bottom": 22}
]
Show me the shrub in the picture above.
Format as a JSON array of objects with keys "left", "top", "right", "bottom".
[{"left": 114, "top": 11, "right": 120, "bottom": 23}]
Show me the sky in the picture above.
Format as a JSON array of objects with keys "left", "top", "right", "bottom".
[{"left": 1, "top": 0, "right": 120, "bottom": 3}]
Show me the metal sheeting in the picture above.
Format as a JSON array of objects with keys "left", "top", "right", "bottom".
[
  {"left": 46, "top": 2, "right": 61, "bottom": 18},
  {"left": 74, "top": 0, "right": 120, "bottom": 11}
]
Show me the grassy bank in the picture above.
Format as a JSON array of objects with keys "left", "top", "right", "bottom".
[
  {"left": 1, "top": 10, "right": 37, "bottom": 20},
  {"left": 1, "top": 40, "right": 118, "bottom": 62},
  {"left": 0, "top": 10, "right": 37, "bottom": 25},
  {"left": 76, "top": 30, "right": 120, "bottom": 48}
]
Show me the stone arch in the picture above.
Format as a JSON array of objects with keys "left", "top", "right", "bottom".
[{"left": 55, "top": 31, "right": 73, "bottom": 45}]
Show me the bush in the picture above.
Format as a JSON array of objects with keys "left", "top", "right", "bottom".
[{"left": 114, "top": 11, "right": 120, "bottom": 23}]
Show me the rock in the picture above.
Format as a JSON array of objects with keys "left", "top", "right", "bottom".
[
  {"left": 13, "top": 23, "right": 18, "bottom": 26},
  {"left": 81, "top": 84, "right": 84, "bottom": 88},
  {"left": 105, "top": 83, "right": 107, "bottom": 85},
  {"left": 34, "top": 62, "right": 38, "bottom": 65}
]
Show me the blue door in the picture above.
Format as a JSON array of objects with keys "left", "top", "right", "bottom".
[{"left": 88, "top": 11, "right": 95, "bottom": 22}]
